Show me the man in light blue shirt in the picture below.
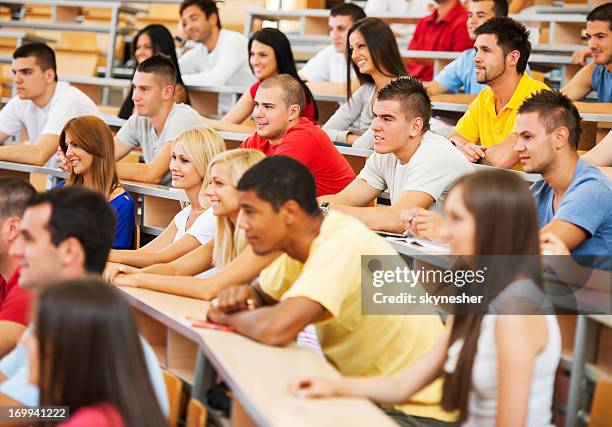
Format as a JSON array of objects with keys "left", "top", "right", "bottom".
[
  {"left": 0, "top": 187, "right": 169, "bottom": 416},
  {"left": 428, "top": 0, "right": 508, "bottom": 95},
  {"left": 515, "top": 91, "right": 612, "bottom": 270}
]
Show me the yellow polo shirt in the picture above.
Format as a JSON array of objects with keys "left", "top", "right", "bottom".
[
  {"left": 259, "top": 211, "right": 455, "bottom": 422},
  {"left": 454, "top": 73, "right": 550, "bottom": 147}
]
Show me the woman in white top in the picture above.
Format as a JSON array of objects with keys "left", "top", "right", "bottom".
[
  {"left": 322, "top": 18, "right": 408, "bottom": 148},
  {"left": 110, "top": 149, "right": 280, "bottom": 301},
  {"left": 105, "top": 128, "right": 225, "bottom": 274},
  {"left": 293, "top": 169, "right": 561, "bottom": 427}
]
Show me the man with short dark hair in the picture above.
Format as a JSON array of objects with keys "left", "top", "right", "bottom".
[
  {"left": 449, "top": 17, "right": 550, "bottom": 169},
  {"left": 428, "top": 0, "right": 509, "bottom": 95},
  {"left": 0, "top": 43, "right": 98, "bottom": 168},
  {"left": 178, "top": 0, "right": 254, "bottom": 87},
  {"left": 114, "top": 54, "right": 203, "bottom": 184},
  {"left": 241, "top": 74, "right": 355, "bottom": 196},
  {"left": 0, "top": 178, "right": 35, "bottom": 358},
  {"left": 320, "top": 77, "right": 473, "bottom": 233},
  {"left": 561, "top": 3, "right": 612, "bottom": 103},
  {"left": 206, "top": 156, "right": 454, "bottom": 426},
  {"left": 0, "top": 187, "right": 169, "bottom": 422},
  {"left": 515, "top": 90, "right": 612, "bottom": 269},
  {"left": 299, "top": 3, "right": 366, "bottom": 86}
]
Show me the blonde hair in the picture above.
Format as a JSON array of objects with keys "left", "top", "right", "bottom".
[
  {"left": 206, "top": 149, "right": 265, "bottom": 268},
  {"left": 172, "top": 128, "right": 226, "bottom": 208},
  {"left": 59, "top": 116, "right": 119, "bottom": 198}
]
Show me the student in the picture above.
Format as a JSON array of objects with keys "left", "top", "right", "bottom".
[
  {"left": 449, "top": 17, "right": 549, "bottom": 169},
  {"left": 322, "top": 17, "right": 407, "bottom": 148},
  {"left": 110, "top": 149, "right": 277, "bottom": 301},
  {"left": 59, "top": 116, "right": 135, "bottom": 250},
  {"left": 293, "top": 169, "right": 561, "bottom": 427},
  {"left": 515, "top": 90, "right": 612, "bottom": 269},
  {"left": 178, "top": 0, "right": 254, "bottom": 87},
  {"left": 206, "top": 156, "right": 454, "bottom": 426},
  {"left": 298, "top": 4, "right": 366, "bottom": 88},
  {"left": 0, "top": 187, "right": 169, "bottom": 418},
  {"left": 202, "top": 28, "right": 318, "bottom": 133},
  {"left": 428, "top": 0, "right": 509, "bottom": 95},
  {"left": 0, "top": 179, "right": 35, "bottom": 358},
  {"left": 25, "top": 279, "right": 166, "bottom": 427},
  {"left": 407, "top": 0, "right": 473, "bottom": 82},
  {"left": 114, "top": 54, "right": 204, "bottom": 185},
  {"left": 118, "top": 24, "right": 190, "bottom": 119},
  {"left": 241, "top": 74, "right": 355, "bottom": 196},
  {"left": 0, "top": 43, "right": 98, "bottom": 168},
  {"left": 107, "top": 129, "right": 224, "bottom": 272},
  {"left": 320, "top": 77, "right": 473, "bottom": 233},
  {"left": 561, "top": 3, "right": 612, "bottom": 103}
]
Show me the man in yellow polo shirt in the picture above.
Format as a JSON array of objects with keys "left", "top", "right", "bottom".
[
  {"left": 207, "top": 156, "right": 456, "bottom": 426},
  {"left": 449, "top": 17, "right": 550, "bottom": 169}
]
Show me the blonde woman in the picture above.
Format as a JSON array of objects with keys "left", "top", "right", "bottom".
[
  {"left": 111, "top": 149, "right": 278, "bottom": 300},
  {"left": 59, "top": 115, "right": 135, "bottom": 249},
  {"left": 105, "top": 128, "right": 225, "bottom": 273}
]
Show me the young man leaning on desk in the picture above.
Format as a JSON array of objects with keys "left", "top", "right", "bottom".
[
  {"left": 318, "top": 77, "right": 473, "bottom": 233},
  {"left": 0, "top": 43, "right": 99, "bottom": 168},
  {"left": 561, "top": 3, "right": 612, "bottom": 103},
  {"left": 113, "top": 55, "right": 203, "bottom": 185},
  {"left": 207, "top": 156, "right": 456, "bottom": 427},
  {"left": 448, "top": 17, "right": 549, "bottom": 169}
]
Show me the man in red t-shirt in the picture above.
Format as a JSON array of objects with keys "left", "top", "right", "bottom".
[
  {"left": 241, "top": 74, "right": 355, "bottom": 196},
  {"left": 0, "top": 178, "right": 35, "bottom": 357},
  {"left": 407, "top": 0, "right": 473, "bottom": 81}
]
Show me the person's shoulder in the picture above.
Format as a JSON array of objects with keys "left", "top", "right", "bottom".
[
  {"left": 170, "top": 103, "right": 202, "bottom": 122},
  {"left": 420, "top": 132, "right": 473, "bottom": 165},
  {"left": 523, "top": 74, "right": 550, "bottom": 93},
  {"left": 221, "top": 28, "right": 248, "bottom": 43},
  {"left": 571, "top": 160, "right": 612, "bottom": 193}
]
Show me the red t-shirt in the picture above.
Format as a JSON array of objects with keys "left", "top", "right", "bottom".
[
  {"left": 241, "top": 118, "right": 355, "bottom": 196},
  {"left": 0, "top": 269, "right": 31, "bottom": 326},
  {"left": 407, "top": 2, "right": 473, "bottom": 82},
  {"left": 250, "top": 80, "right": 318, "bottom": 124},
  {"left": 58, "top": 404, "right": 125, "bottom": 427}
]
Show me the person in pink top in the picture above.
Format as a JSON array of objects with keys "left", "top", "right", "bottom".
[
  {"left": 24, "top": 279, "right": 166, "bottom": 427},
  {"left": 241, "top": 74, "right": 355, "bottom": 197}
]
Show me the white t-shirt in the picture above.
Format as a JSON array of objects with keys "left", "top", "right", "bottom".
[
  {"left": 300, "top": 44, "right": 354, "bottom": 84},
  {"left": 172, "top": 205, "right": 216, "bottom": 244},
  {"left": 0, "top": 81, "right": 99, "bottom": 167},
  {"left": 357, "top": 131, "right": 474, "bottom": 212},
  {"left": 179, "top": 29, "right": 255, "bottom": 87}
]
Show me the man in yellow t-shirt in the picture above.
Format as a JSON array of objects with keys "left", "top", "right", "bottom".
[
  {"left": 207, "top": 156, "right": 456, "bottom": 426},
  {"left": 449, "top": 17, "right": 549, "bottom": 169}
]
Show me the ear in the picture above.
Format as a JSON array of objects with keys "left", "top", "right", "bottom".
[
  {"left": 44, "top": 68, "right": 56, "bottom": 84},
  {"left": 162, "top": 83, "right": 175, "bottom": 101},
  {"left": 58, "top": 237, "right": 86, "bottom": 270},
  {"left": 287, "top": 104, "right": 301, "bottom": 122},
  {"left": 408, "top": 117, "right": 424, "bottom": 138},
  {"left": 552, "top": 126, "right": 571, "bottom": 149},
  {"left": 4, "top": 217, "right": 21, "bottom": 244},
  {"left": 505, "top": 49, "right": 521, "bottom": 69},
  {"left": 281, "top": 200, "right": 301, "bottom": 226}
]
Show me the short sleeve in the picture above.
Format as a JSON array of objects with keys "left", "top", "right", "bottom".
[
  {"left": 0, "top": 286, "right": 32, "bottom": 326},
  {"left": 454, "top": 96, "right": 482, "bottom": 144},
  {"left": 357, "top": 153, "right": 389, "bottom": 192},
  {"left": 434, "top": 56, "right": 464, "bottom": 93},
  {"left": 258, "top": 255, "right": 302, "bottom": 301},
  {"left": 0, "top": 342, "right": 27, "bottom": 378},
  {"left": 249, "top": 81, "right": 261, "bottom": 99},
  {"left": 187, "top": 208, "right": 217, "bottom": 244},
  {"left": 0, "top": 98, "right": 24, "bottom": 137},
  {"left": 553, "top": 175, "right": 611, "bottom": 237},
  {"left": 0, "top": 345, "right": 39, "bottom": 406},
  {"left": 116, "top": 115, "right": 141, "bottom": 149},
  {"left": 111, "top": 193, "right": 135, "bottom": 249}
]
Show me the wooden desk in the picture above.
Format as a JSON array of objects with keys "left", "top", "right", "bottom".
[{"left": 118, "top": 286, "right": 398, "bottom": 427}]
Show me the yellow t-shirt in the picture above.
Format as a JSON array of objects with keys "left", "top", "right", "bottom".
[
  {"left": 454, "top": 73, "right": 550, "bottom": 148},
  {"left": 259, "top": 211, "right": 455, "bottom": 422}
]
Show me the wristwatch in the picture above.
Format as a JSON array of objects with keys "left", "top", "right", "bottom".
[{"left": 320, "top": 202, "right": 330, "bottom": 215}]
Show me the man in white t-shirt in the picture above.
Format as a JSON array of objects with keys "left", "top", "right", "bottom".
[
  {"left": 319, "top": 77, "right": 473, "bottom": 233},
  {"left": 114, "top": 55, "right": 204, "bottom": 185},
  {"left": 299, "top": 3, "right": 365, "bottom": 88},
  {"left": 0, "top": 43, "right": 99, "bottom": 167},
  {"left": 178, "top": 0, "right": 254, "bottom": 87}
]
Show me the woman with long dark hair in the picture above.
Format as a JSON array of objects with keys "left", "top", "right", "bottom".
[
  {"left": 323, "top": 17, "right": 407, "bottom": 148},
  {"left": 24, "top": 279, "right": 167, "bottom": 427},
  {"left": 202, "top": 27, "right": 318, "bottom": 133},
  {"left": 118, "top": 24, "right": 189, "bottom": 119},
  {"left": 293, "top": 169, "right": 561, "bottom": 427}
]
